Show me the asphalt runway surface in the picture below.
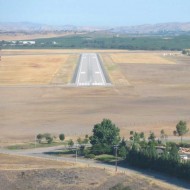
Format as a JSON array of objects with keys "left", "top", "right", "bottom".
[{"left": 74, "top": 53, "right": 109, "bottom": 86}]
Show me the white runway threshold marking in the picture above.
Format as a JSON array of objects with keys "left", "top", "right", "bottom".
[{"left": 75, "top": 53, "right": 108, "bottom": 86}]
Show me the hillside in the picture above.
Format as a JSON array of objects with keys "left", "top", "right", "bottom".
[{"left": 1, "top": 22, "right": 190, "bottom": 35}]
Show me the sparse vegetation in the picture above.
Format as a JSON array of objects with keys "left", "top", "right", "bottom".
[
  {"left": 109, "top": 183, "right": 131, "bottom": 190},
  {"left": 36, "top": 133, "right": 54, "bottom": 144},
  {"left": 68, "top": 139, "right": 74, "bottom": 147},
  {"left": 173, "top": 120, "right": 189, "bottom": 143}
]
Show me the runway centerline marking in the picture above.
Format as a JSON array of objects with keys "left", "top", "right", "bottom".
[{"left": 75, "top": 53, "right": 109, "bottom": 86}]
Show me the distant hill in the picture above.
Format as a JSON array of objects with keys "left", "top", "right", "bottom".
[
  {"left": 110, "top": 22, "right": 190, "bottom": 35},
  {"left": 0, "top": 22, "right": 108, "bottom": 33},
  {"left": 0, "top": 22, "right": 190, "bottom": 35}
]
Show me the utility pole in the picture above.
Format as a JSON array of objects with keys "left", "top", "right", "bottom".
[
  {"left": 114, "top": 145, "right": 119, "bottom": 172},
  {"left": 0, "top": 47, "right": 1, "bottom": 62},
  {"left": 35, "top": 134, "right": 37, "bottom": 148},
  {"left": 75, "top": 144, "right": 79, "bottom": 163}
]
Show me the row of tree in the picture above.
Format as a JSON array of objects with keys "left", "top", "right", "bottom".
[
  {"left": 127, "top": 130, "right": 190, "bottom": 181},
  {"left": 2, "top": 35, "right": 190, "bottom": 51},
  {"left": 36, "top": 133, "right": 65, "bottom": 144},
  {"left": 87, "top": 119, "right": 190, "bottom": 181},
  {"left": 36, "top": 119, "right": 189, "bottom": 181},
  {"left": 36, "top": 133, "right": 89, "bottom": 147}
]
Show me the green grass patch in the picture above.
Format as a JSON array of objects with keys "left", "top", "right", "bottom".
[
  {"left": 95, "top": 154, "right": 117, "bottom": 162},
  {"left": 45, "top": 149, "right": 75, "bottom": 156},
  {"left": 7, "top": 142, "right": 66, "bottom": 150}
]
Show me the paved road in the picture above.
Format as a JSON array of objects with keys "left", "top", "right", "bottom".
[{"left": 75, "top": 53, "right": 107, "bottom": 86}]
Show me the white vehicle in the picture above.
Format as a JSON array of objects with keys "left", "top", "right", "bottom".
[{"left": 180, "top": 155, "right": 188, "bottom": 160}]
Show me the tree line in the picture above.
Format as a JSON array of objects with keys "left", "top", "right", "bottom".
[
  {"left": 2, "top": 35, "right": 190, "bottom": 51},
  {"left": 87, "top": 119, "right": 190, "bottom": 182},
  {"left": 36, "top": 119, "right": 190, "bottom": 181}
]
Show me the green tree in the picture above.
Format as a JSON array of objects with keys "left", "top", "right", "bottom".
[
  {"left": 43, "top": 133, "right": 53, "bottom": 144},
  {"left": 174, "top": 121, "right": 189, "bottom": 142},
  {"left": 90, "top": 119, "right": 120, "bottom": 154},
  {"left": 160, "top": 129, "right": 167, "bottom": 144},
  {"left": 36, "top": 134, "right": 43, "bottom": 143},
  {"left": 59, "top": 133, "right": 65, "bottom": 142},
  {"left": 130, "top": 131, "right": 146, "bottom": 149},
  {"left": 68, "top": 139, "right": 74, "bottom": 147},
  {"left": 118, "top": 146, "right": 127, "bottom": 158},
  {"left": 119, "top": 138, "right": 127, "bottom": 147},
  {"left": 83, "top": 136, "right": 89, "bottom": 144},
  {"left": 77, "top": 137, "right": 83, "bottom": 145},
  {"left": 148, "top": 132, "right": 156, "bottom": 143},
  {"left": 169, "top": 144, "right": 180, "bottom": 161}
]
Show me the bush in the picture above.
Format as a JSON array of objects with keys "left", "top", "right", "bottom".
[
  {"left": 109, "top": 183, "right": 131, "bottom": 190},
  {"left": 59, "top": 134, "right": 65, "bottom": 141},
  {"left": 85, "top": 154, "right": 95, "bottom": 159},
  {"left": 179, "top": 142, "right": 190, "bottom": 148},
  {"left": 95, "top": 154, "right": 116, "bottom": 162},
  {"left": 36, "top": 134, "right": 43, "bottom": 143},
  {"left": 91, "top": 144, "right": 112, "bottom": 155},
  {"left": 46, "top": 136, "right": 53, "bottom": 144},
  {"left": 68, "top": 139, "right": 74, "bottom": 147}
]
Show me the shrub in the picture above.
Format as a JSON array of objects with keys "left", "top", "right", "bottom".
[
  {"left": 85, "top": 154, "right": 95, "bottom": 159},
  {"left": 59, "top": 133, "right": 65, "bottom": 141}
]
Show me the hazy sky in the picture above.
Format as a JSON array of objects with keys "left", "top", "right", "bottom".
[{"left": 0, "top": 0, "right": 190, "bottom": 26}]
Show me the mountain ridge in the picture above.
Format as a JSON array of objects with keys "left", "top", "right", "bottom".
[{"left": 0, "top": 22, "right": 190, "bottom": 34}]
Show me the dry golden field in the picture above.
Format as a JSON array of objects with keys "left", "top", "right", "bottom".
[
  {"left": 101, "top": 54, "right": 131, "bottom": 86},
  {"left": 0, "top": 154, "right": 72, "bottom": 170},
  {"left": 0, "top": 50, "right": 190, "bottom": 145},
  {"left": 1, "top": 49, "right": 129, "bottom": 55},
  {"left": 0, "top": 54, "right": 77, "bottom": 85},
  {"left": 110, "top": 53, "right": 176, "bottom": 64},
  {"left": 0, "top": 32, "right": 80, "bottom": 41}
]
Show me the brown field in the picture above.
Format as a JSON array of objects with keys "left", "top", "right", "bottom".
[
  {"left": 1, "top": 49, "right": 130, "bottom": 55},
  {"left": 0, "top": 54, "right": 76, "bottom": 85},
  {"left": 0, "top": 154, "right": 184, "bottom": 190},
  {"left": 0, "top": 32, "right": 81, "bottom": 41},
  {"left": 0, "top": 153, "right": 72, "bottom": 170},
  {"left": 101, "top": 54, "right": 131, "bottom": 86},
  {"left": 0, "top": 50, "right": 190, "bottom": 145},
  {"left": 110, "top": 53, "right": 176, "bottom": 64}
]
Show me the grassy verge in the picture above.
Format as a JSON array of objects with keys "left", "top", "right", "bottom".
[
  {"left": 7, "top": 142, "right": 66, "bottom": 150},
  {"left": 95, "top": 154, "right": 124, "bottom": 163}
]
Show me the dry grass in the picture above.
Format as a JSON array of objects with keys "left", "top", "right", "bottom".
[
  {"left": 0, "top": 154, "right": 72, "bottom": 170},
  {"left": 0, "top": 32, "right": 78, "bottom": 41},
  {"left": 110, "top": 53, "right": 175, "bottom": 64},
  {"left": 0, "top": 50, "right": 190, "bottom": 143},
  {"left": 51, "top": 54, "right": 79, "bottom": 84},
  {"left": 101, "top": 54, "right": 130, "bottom": 86},
  {"left": 1, "top": 49, "right": 129, "bottom": 55},
  {"left": 0, "top": 54, "right": 71, "bottom": 85},
  {"left": 0, "top": 154, "right": 185, "bottom": 190}
]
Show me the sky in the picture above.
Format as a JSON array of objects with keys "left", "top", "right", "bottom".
[{"left": 0, "top": 0, "right": 190, "bottom": 26}]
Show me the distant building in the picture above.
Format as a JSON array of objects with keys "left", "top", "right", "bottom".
[{"left": 21, "top": 41, "right": 36, "bottom": 45}]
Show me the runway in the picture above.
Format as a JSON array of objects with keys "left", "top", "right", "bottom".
[{"left": 73, "top": 53, "right": 110, "bottom": 86}]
